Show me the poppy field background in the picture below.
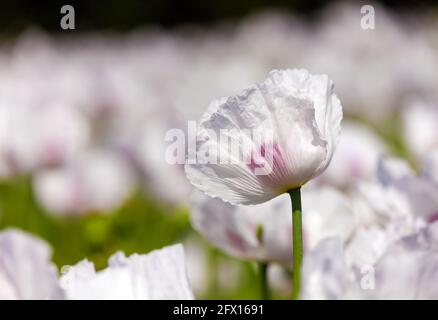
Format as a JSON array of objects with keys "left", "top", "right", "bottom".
[{"left": 1, "top": 1, "right": 438, "bottom": 299}]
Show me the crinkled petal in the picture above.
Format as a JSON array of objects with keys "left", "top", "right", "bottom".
[
  {"left": 186, "top": 69, "right": 342, "bottom": 205},
  {"left": 0, "top": 229, "right": 63, "bottom": 300},
  {"left": 303, "top": 186, "right": 356, "bottom": 249},
  {"left": 190, "top": 191, "right": 292, "bottom": 266},
  {"left": 61, "top": 244, "right": 194, "bottom": 300},
  {"left": 302, "top": 238, "right": 360, "bottom": 300}
]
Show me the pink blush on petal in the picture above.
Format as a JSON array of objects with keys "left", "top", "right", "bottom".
[
  {"left": 427, "top": 213, "right": 438, "bottom": 224},
  {"left": 247, "top": 141, "right": 295, "bottom": 192},
  {"left": 248, "top": 142, "right": 286, "bottom": 176},
  {"left": 226, "top": 229, "right": 249, "bottom": 253},
  {"left": 41, "top": 142, "right": 65, "bottom": 166}
]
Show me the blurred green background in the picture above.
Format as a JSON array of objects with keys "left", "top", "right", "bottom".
[{"left": 0, "top": 176, "right": 267, "bottom": 299}]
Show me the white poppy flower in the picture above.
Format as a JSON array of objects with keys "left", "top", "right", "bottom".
[
  {"left": 135, "top": 110, "right": 192, "bottom": 205},
  {"left": 423, "top": 149, "right": 438, "bottom": 184},
  {"left": 344, "top": 226, "right": 388, "bottom": 269},
  {"left": 352, "top": 181, "right": 414, "bottom": 225},
  {"left": 305, "top": 3, "right": 404, "bottom": 121},
  {"left": 182, "top": 238, "right": 209, "bottom": 295},
  {"left": 185, "top": 69, "right": 342, "bottom": 205},
  {"left": 0, "top": 229, "right": 63, "bottom": 300},
  {"left": 60, "top": 244, "right": 194, "bottom": 300},
  {"left": 301, "top": 238, "right": 361, "bottom": 300},
  {"left": 316, "top": 121, "right": 387, "bottom": 189},
  {"left": 30, "top": 103, "right": 91, "bottom": 168},
  {"left": 183, "top": 237, "right": 243, "bottom": 296},
  {"left": 0, "top": 102, "right": 90, "bottom": 176},
  {"left": 190, "top": 186, "right": 354, "bottom": 267},
  {"left": 377, "top": 157, "right": 438, "bottom": 222},
  {"left": 371, "top": 247, "right": 438, "bottom": 299},
  {"left": 302, "top": 186, "right": 356, "bottom": 249},
  {"left": 33, "top": 150, "right": 135, "bottom": 215},
  {"left": 402, "top": 101, "right": 438, "bottom": 161},
  {"left": 345, "top": 180, "right": 426, "bottom": 268},
  {"left": 302, "top": 223, "right": 438, "bottom": 300},
  {"left": 191, "top": 191, "right": 292, "bottom": 266},
  {"left": 365, "top": 222, "right": 438, "bottom": 299},
  {"left": 344, "top": 206, "right": 425, "bottom": 269}
]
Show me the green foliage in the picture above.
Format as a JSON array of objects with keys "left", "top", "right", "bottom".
[
  {"left": 0, "top": 177, "right": 191, "bottom": 268},
  {"left": 0, "top": 176, "right": 271, "bottom": 299}
]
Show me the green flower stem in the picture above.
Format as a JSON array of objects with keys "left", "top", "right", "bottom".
[
  {"left": 288, "top": 187, "right": 303, "bottom": 300},
  {"left": 259, "top": 262, "right": 270, "bottom": 300}
]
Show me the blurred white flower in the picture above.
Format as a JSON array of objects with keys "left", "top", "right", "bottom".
[
  {"left": 346, "top": 177, "right": 426, "bottom": 267},
  {"left": 0, "top": 229, "right": 63, "bottom": 300},
  {"left": 31, "top": 104, "right": 91, "bottom": 168},
  {"left": 316, "top": 121, "right": 387, "bottom": 189},
  {"left": 0, "top": 104, "right": 36, "bottom": 175},
  {"left": 190, "top": 186, "right": 354, "bottom": 267},
  {"left": 234, "top": 11, "right": 308, "bottom": 67},
  {"left": 34, "top": 150, "right": 135, "bottom": 215},
  {"left": 370, "top": 237, "right": 438, "bottom": 299},
  {"left": 302, "top": 186, "right": 356, "bottom": 249},
  {"left": 0, "top": 229, "right": 195, "bottom": 300},
  {"left": 305, "top": 3, "right": 404, "bottom": 120},
  {"left": 364, "top": 222, "right": 438, "bottom": 299},
  {"left": 352, "top": 180, "right": 416, "bottom": 226},
  {"left": 423, "top": 150, "right": 438, "bottom": 184},
  {"left": 172, "top": 46, "right": 265, "bottom": 122},
  {"left": 134, "top": 110, "right": 192, "bottom": 205},
  {"left": 301, "top": 238, "right": 361, "bottom": 300},
  {"left": 302, "top": 222, "right": 438, "bottom": 299},
  {"left": 182, "top": 236, "right": 242, "bottom": 296},
  {"left": 191, "top": 192, "right": 292, "bottom": 266},
  {"left": 0, "top": 3, "right": 436, "bottom": 300},
  {"left": 305, "top": 2, "right": 438, "bottom": 121},
  {"left": 267, "top": 264, "right": 292, "bottom": 296},
  {"left": 0, "top": 103, "right": 90, "bottom": 176},
  {"left": 378, "top": 157, "right": 438, "bottom": 222},
  {"left": 344, "top": 226, "right": 388, "bottom": 269},
  {"left": 60, "top": 244, "right": 194, "bottom": 300},
  {"left": 182, "top": 238, "right": 209, "bottom": 295},
  {"left": 185, "top": 69, "right": 342, "bottom": 205},
  {"left": 402, "top": 100, "right": 438, "bottom": 161}
]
